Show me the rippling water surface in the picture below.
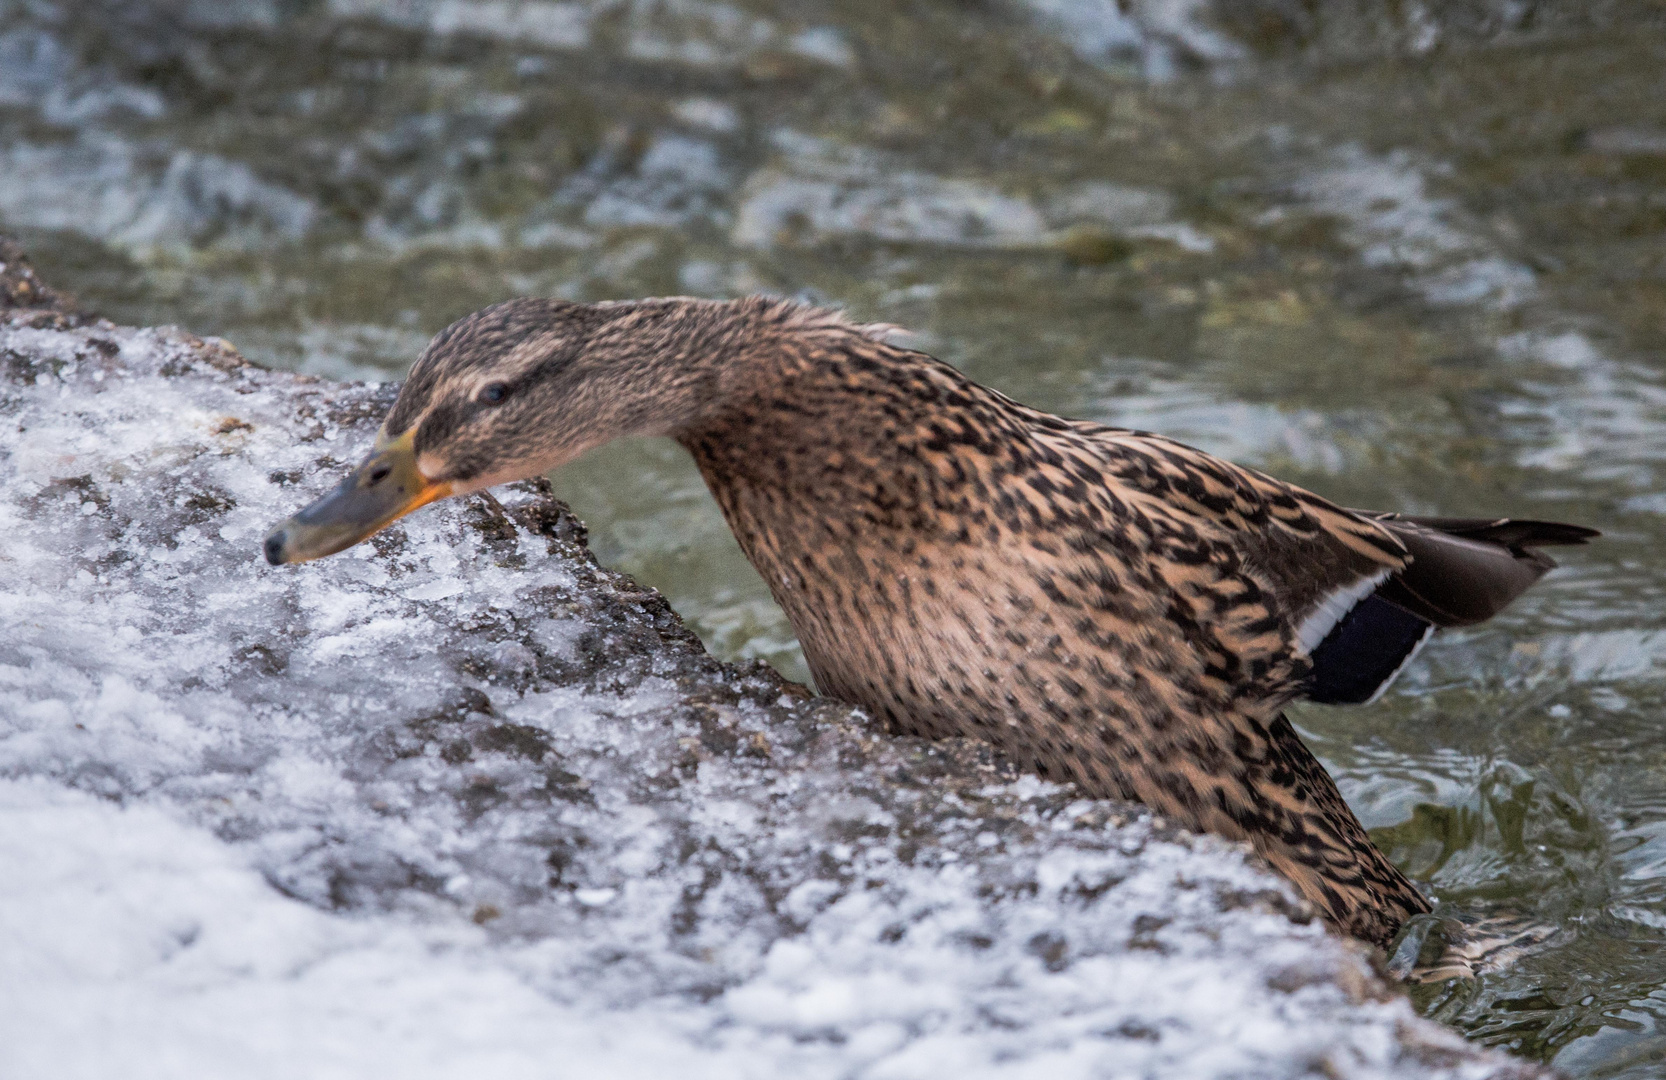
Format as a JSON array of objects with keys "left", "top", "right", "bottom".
[{"left": 6, "top": 0, "right": 1666, "bottom": 1072}]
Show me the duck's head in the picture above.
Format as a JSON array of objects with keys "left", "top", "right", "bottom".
[{"left": 263, "top": 296, "right": 734, "bottom": 565}]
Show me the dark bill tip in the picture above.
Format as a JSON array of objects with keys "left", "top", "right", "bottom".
[{"left": 262, "top": 430, "right": 452, "bottom": 565}]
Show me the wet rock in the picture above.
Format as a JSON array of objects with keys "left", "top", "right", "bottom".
[
  {"left": 0, "top": 235, "right": 82, "bottom": 321},
  {"left": 0, "top": 248, "right": 1543, "bottom": 1076}
]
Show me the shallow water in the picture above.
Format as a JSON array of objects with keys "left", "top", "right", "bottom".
[{"left": 5, "top": 0, "right": 1666, "bottom": 1072}]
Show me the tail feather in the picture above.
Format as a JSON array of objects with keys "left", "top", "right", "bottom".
[
  {"left": 1381, "top": 515, "right": 1600, "bottom": 550},
  {"left": 1304, "top": 514, "right": 1597, "bottom": 703},
  {"left": 1368, "top": 514, "right": 1597, "bottom": 628}
]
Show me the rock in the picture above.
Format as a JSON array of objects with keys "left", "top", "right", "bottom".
[
  {"left": 0, "top": 245, "right": 1544, "bottom": 1077},
  {"left": 0, "top": 236, "right": 82, "bottom": 322}
]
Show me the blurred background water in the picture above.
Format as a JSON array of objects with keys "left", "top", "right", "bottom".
[{"left": 4, "top": 0, "right": 1665, "bottom": 1072}]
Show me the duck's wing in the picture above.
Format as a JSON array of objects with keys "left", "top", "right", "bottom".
[
  {"left": 1055, "top": 425, "right": 1596, "bottom": 705},
  {"left": 1300, "top": 512, "right": 1594, "bottom": 704}
]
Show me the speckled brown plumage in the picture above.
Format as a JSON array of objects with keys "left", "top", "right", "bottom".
[{"left": 267, "top": 295, "right": 1597, "bottom": 949}]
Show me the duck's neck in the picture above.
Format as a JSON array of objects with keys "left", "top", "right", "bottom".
[
  {"left": 671, "top": 310, "right": 967, "bottom": 534},
  {"left": 611, "top": 299, "right": 884, "bottom": 433}
]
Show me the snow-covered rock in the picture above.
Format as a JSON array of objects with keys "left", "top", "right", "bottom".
[{"left": 0, "top": 252, "right": 1542, "bottom": 1078}]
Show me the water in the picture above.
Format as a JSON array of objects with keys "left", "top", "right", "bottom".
[{"left": 5, "top": 0, "right": 1666, "bottom": 1072}]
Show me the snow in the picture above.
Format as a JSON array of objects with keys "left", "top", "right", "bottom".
[{"left": 0, "top": 310, "right": 1538, "bottom": 1077}]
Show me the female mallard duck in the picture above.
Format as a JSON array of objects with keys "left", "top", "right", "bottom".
[{"left": 265, "top": 296, "right": 1595, "bottom": 949}]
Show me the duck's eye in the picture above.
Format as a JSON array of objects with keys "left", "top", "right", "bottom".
[{"left": 480, "top": 382, "right": 510, "bottom": 405}]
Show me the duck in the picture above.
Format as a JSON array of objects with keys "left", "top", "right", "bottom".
[{"left": 264, "top": 295, "right": 1596, "bottom": 949}]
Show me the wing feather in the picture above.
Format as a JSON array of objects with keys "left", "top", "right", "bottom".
[{"left": 1059, "top": 425, "right": 1407, "bottom": 645}]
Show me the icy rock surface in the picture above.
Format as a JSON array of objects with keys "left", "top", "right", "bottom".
[{"left": 0, "top": 300, "right": 1542, "bottom": 1077}]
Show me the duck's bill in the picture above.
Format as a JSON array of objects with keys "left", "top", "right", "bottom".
[{"left": 263, "top": 430, "right": 452, "bottom": 565}]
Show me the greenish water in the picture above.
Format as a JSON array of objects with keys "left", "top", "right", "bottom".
[{"left": 6, "top": 0, "right": 1666, "bottom": 1072}]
